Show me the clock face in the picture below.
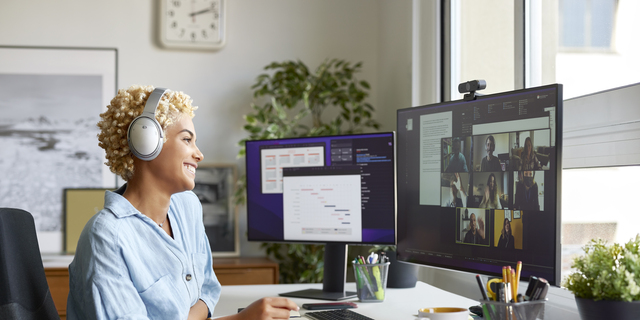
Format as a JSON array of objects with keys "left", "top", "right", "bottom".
[{"left": 160, "top": 0, "right": 225, "bottom": 49}]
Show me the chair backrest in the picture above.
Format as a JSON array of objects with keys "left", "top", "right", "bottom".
[{"left": 0, "top": 208, "right": 60, "bottom": 320}]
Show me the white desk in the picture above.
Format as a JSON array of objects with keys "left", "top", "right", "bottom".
[{"left": 212, "top": 281, "right": 478, "bottom": 319}]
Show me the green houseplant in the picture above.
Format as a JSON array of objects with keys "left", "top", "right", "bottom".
[
  {"left": 235, "top": 58, "right": 380, "bottom": 284},
  {"left": 563, "top": 235, "right": 640, "bottom": 320}
]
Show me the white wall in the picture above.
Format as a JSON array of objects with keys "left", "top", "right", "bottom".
[{"left": 0, "top": 0, "right": 414, "bottom": 256}]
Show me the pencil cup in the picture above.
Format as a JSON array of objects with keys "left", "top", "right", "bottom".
[
  {"left": 353, "top": 262, "right": 390, "bottom": 302},
  {"left": 480, "top": 299, "right": 547, "bottom": 320}
]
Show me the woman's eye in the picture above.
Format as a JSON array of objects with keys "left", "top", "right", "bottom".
[{"left": 184, "top": 138, "right": 192, "bottom": 143}]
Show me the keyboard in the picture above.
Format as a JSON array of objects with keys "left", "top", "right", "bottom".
[{"left": 304, "top": 309, "right": 375, "bottom": 320}]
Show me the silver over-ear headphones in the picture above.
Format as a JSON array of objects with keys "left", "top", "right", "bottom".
[{"left": 127, "top": 87, "right": 169, "bottom": 161}]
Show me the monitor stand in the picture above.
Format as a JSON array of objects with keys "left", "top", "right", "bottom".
[{"left": 279, "top": 243, "right": 357, "bottom": 301}]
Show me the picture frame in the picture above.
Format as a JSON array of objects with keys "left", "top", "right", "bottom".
[
  {"left": 64, "top": 188, "right": 114, "bottom": 253},
  {"left": 514, "top": 210, "right": 521, "bottom": 219},
  {"left": 505, "top": 210, "right": 512, "bottom": 221},
  {"left": 193, "top": 164, "right": 240, "bottom": 257},
  {"left": 0, "top": 46, "right": 117, "bottom": 253}
]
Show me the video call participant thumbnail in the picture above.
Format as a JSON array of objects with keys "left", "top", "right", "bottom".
[
  {"left": 481, "top": 135, "right": 502, "bottom": 172},
  {"left": 494, "top": 210, "right": 523, "bottom": 250},
  {"left": 514, "top": 171, "right": 542, "bottom": 211},
  {"left": 442, "top": 173, "right": 469, "bottom": 208},
  {"left": 478, "top": 172, "right": 503, "bottom": 209},
  {"left": 444, "top": 137, "right": 469, "bottom": 173},
  {"left": 520, "top": 137, "right": 542, "bottom": 171},
  {"left": 457, "top": 208, "right": 489, "bottom": 246},
  {"left": 473, "top": 133, "right": 508, "bottom": 172}
]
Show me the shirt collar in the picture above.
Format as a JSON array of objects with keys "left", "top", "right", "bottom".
[{"left": 104, "top": 184, "right": 140, "bottom": 218}]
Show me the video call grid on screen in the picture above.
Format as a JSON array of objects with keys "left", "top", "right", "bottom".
[
  {"left": 396, "top": 84, "right": 562, "bottom": 285},
  {"left": 245, "top": 133, "right": 396, "bottom": 245}
]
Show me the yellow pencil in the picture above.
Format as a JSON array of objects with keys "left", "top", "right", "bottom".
[
  {"left": 502, "top": 266, "right": 507, "bottom": 283},
  {"left": 515, "top": 261, "right": 522, "bottom": 294},
  {"left": 511, "top": 268, "right": 517, "bottom": 301}
]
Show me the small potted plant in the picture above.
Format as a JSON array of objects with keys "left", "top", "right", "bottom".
[{"left": 563, "top": 234, "right": 640, "bottom": 320}]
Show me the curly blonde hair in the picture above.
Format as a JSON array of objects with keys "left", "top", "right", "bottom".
[{"left": 97, "top": 85, "right": 198, "bottom": 181}]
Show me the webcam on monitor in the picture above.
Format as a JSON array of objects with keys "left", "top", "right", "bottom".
[{"left": 458, "top": 80, "right": 487, "bottom": 101}]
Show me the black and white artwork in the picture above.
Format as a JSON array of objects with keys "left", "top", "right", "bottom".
[
  {"left": 193, "top": 164, "right": 239, "bottom": 256},
  {"left": 0, "top": 46, "right": 117, "bottom": 253}
]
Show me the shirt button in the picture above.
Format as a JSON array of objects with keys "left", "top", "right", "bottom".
[{"left": 186, "top": 274, "right": 192, "bottom": 281}]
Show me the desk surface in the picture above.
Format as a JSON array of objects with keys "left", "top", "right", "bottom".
[{"left": 212, "top": 281, "right": 478, "bottom": 319}]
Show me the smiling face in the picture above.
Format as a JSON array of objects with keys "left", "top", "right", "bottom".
[{"left": 149, "top": 115, "right": 204, "bottom": 193}]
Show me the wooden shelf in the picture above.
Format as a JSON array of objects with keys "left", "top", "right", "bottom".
[
  {"left": 45, "top": 257, "right": 278, "bottom": 319},
  {"left": 213, "top": 257, "right": 279, "bottom": 285}
]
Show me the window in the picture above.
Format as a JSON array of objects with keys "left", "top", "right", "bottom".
[
  {"left": 559, "top": 0, "right": 617, "bottom": 51},
  {"left": 445, "top": 0, "right": 640, "bottom": 286},
  {"left": 561, "top": 166, "right": 640, "bottom": 279},
  {"left": 446, "top": 1, "right": 516, "bottom": 100}
]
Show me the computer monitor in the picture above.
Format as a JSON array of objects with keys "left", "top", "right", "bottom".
[
  {"left": 245, "top": 132, "right": 396, "bottom": 300},
  {"left": 396, "top": 84, "right": 562, "bottom": 286}
]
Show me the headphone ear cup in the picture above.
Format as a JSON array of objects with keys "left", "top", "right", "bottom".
[
  {"left": 128, "top": 116, "right": 164, "bottom": 161},
  {"left": 127, "top": 87, "right": 168, "bottom": 161}
]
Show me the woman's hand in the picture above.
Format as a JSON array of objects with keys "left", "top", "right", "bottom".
[
  {"left": 236, "top": 297, "right": 299, "bottom": 320},
  {"left": 188, "top": 299, "right": 209, "bottom": 320}
]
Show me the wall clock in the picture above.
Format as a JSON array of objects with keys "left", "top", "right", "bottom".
[{"left": 159, "top": 0, "right": 226, "bottom": 50}]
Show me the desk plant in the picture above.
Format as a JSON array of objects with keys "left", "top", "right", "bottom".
[
  {"left": 235, "top": 58, "right": 380, "bottom": 284},
  {"left": 563, "top": 235, "right": 640, "bottom": 319}
]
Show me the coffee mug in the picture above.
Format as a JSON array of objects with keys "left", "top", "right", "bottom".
[{"left": 418, "top": 307, "right": 469, "bottom": 320}]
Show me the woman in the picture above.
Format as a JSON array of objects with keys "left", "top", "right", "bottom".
[
  {"left": 497, "top": 218, "right": 515, "bottom": 249},
  {"left": 67, "top": 86, "right": 298, "bottom": 320},
  {"left": 520, "top": 137, "right": 541, "bottom": 170},
  {"left": 479, "top": 173, "right": 502, "bottom": 209}
]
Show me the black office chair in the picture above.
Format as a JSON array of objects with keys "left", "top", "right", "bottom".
[{"left": 0, "top": 208, "right": 60, "bottom": 320}]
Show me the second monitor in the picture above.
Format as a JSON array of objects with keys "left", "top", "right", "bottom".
[{"left": 245, "top": 132, "right": 396, "bottom": 300}]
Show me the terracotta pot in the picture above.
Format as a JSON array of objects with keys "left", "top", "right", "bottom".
[{"left": 575, "top": 297, "right": 640, "bottom": 320}]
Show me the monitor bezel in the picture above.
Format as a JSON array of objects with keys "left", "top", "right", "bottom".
[{"left": 245, "top": 131, "right": 398, "bottom": 247}]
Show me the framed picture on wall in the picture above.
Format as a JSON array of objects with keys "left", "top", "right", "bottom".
[
  {"left": 193, "top": 164, "right": 239, "bottom": 257},
  {"left": 0, "top": 46, "right": 117, "bottom": 253},
  {"left": 505, "top": 210, "right": 512, "bottom": 221},
  {"left": 514, "top": 210, "right": 521, "bottom": 219},
  {"left": 64, "top": 188, "right": 114, "bottom": 253}
]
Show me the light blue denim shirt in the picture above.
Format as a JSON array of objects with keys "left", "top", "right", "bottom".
[{"left": 67, "top": 188, "right": 221, "bottom": 320}]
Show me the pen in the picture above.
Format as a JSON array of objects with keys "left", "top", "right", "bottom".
[
  {"left": 525, "top": 276, "right": 539, "bottom": 301},
  {"left": 475, "top": 275, "right": 489, "bottom": 301},
  {"left": 353, "top": 259, "right": 362, "bottom": 283},
  {"left": 496, "top": 282, "right": 506, "bottom": 302},
  {"left": 372, "top": 264, "right": 384, "bottom": 300}
]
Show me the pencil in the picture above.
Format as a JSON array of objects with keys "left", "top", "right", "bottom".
[
  {"left": 511, "top": 268, "right": 517, "bottom": 301},
  {"left": 502, "top": 266, "right": 507, "bottom": 283},
  {"left": 515, "top": 261, "right": 522, "bottom": 294}
]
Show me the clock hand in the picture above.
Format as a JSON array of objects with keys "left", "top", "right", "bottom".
[{"left": 189, "top": 8, "right": 212, "bottom": 17}]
